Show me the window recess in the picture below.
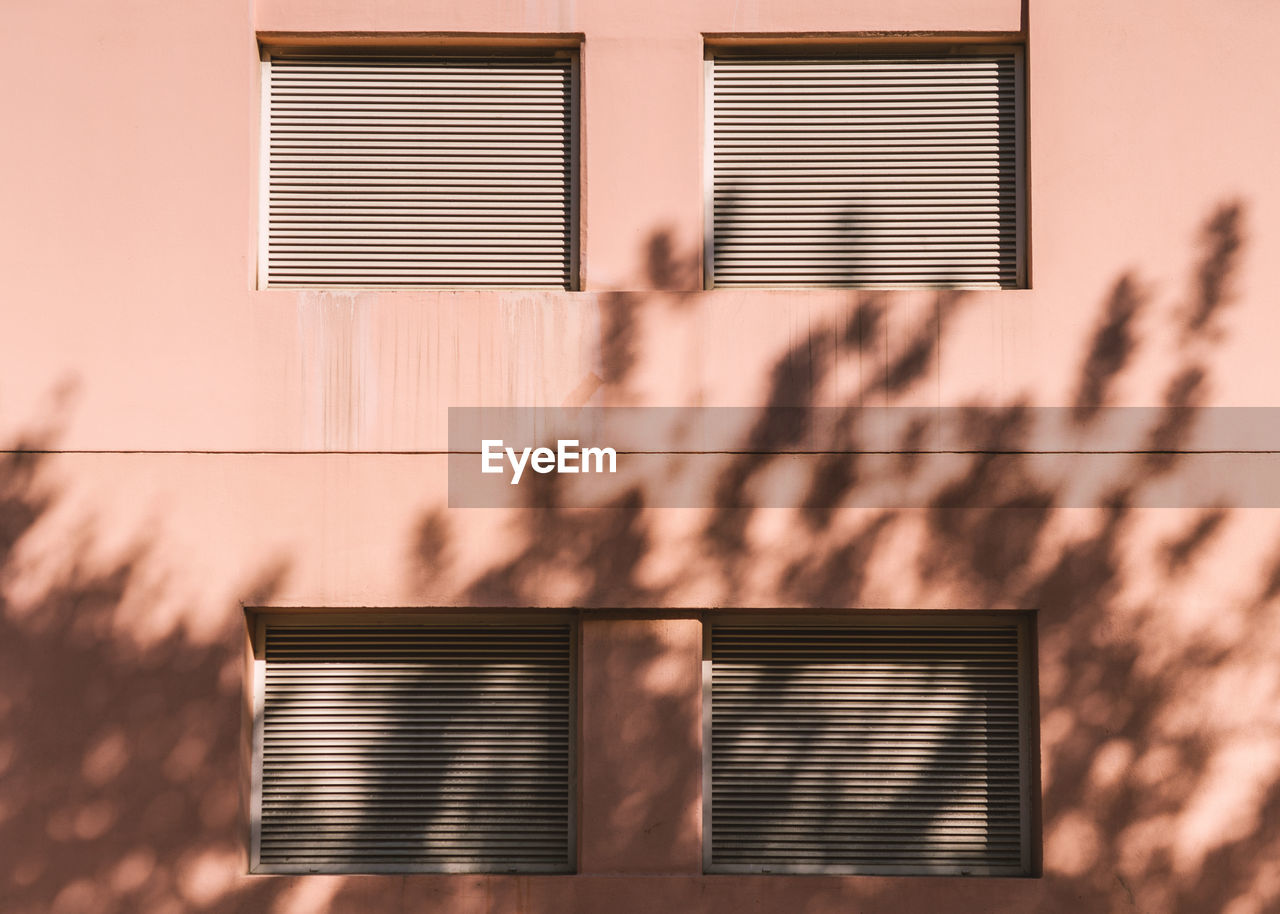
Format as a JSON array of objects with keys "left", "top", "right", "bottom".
[
  {"left": 250, "top": 616, "right": 575, "bottom": 874},
  {"left": 704, "top": 615, "right": 1035, "bottom": 875},
  {"left": 706, "top": 47, "right": 1025, "bottom": 289},
  {"left": 259, "top": 49, "right": 577, "bottom": 289}
]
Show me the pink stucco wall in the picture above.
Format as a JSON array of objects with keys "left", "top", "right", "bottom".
[{"left": 3, "top": 1, "right": 1280, "bottom": 912}]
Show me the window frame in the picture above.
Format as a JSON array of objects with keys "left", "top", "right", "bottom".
[
  {"left": 702, "top": 42, "right": 1027, "bottom": 291},
  {"left": 700, "top": 610, "right": 1039, "bottom": 877},
  {"left": 248, "top": 610, "right": 579, "bottom": 875},
  {"left": 255, "top": 43, "right": 582, "bottom": 292}
]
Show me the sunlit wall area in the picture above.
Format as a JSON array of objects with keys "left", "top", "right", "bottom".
[{"left": 2, "top": 1, "right": 1280, "bottom": 913}]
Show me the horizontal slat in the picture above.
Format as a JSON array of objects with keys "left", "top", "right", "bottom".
[
  {"left": 712, "top": 766, "right": 1021, "bottom": 778},
  {"left": 269, "top": 191, "right": 566, "bottom": 200},
  {"left": 270, "top": 167, "right": 568, "bottom": 177},
  {"left": 261, "top": 779, "right": 568, "bottom": 789},
  {"left": 264, "top": 281, "right": 569, "bottom": 288},
  {"left": 269, "top": 134, "right": 568, "bottom": 144},
  {"left": 714, "top": 798, "right": 1020, "bottom": 811},
  {"left": 263, "top": 268, "right": 567, "bottom": 275}
]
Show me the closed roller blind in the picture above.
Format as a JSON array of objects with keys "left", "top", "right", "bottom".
[
  {"left": 256, "top": 623, "right": 573, "bottom": 873},
  {"left": 709, "top": 51, "right": 1021, "bottom": 288},
  {"left": 262, "top": 54, "right": 574, "bottom": 289},
  {"left": 707, "top": 622, "right": 1028, "bottom": 875}
]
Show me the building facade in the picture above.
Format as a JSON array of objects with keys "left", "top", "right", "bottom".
[{"left": 3, "top": 0, "right": 1280, "bottom": 912}]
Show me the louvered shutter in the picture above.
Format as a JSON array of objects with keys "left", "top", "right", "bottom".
[
  {"left": 708, "top": 51, "right": 1022, "bottom": 288},
  {"left": 262, "top": 53, "right": 574, "bottom": 289},
  {"left": 707, "top": 621, "right": 1029, "bottom": 875},
  {"left": 255, "top": 622, "right": 573, "bottom": 873}
]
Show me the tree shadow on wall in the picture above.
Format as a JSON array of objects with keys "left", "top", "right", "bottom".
[
  {"left": 0, "top": 392, "right": 296, "bottom": 914},
  {"left": 392, "top": 199, "right": 1280, "bottom": 914},
  {"left": 4, "top": 200, "right": 1278, "bottom": 914}
]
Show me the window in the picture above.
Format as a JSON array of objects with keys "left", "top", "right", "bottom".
[
  {"left": 250, "top": 616, "right": 574, "bottom": 873},
  {"left": 706, "top": 48, "right": 1024, "bottom": 288},
  {"left": 703, "top": 615, "right": 1035, "bottom": 875},
  {"left": 259, "top": 49, "right": 577, "bottom": 289}
]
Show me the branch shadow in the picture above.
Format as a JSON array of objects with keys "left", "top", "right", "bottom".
[
  {"left": 0, "top": 393, "right": 297, "bottom": 914},
  {"left": 6, "top": 199, "right": 1274, "bottom": 914},
  {"left": 382, "top": 200, "right": 1280, "bottom": 913}
]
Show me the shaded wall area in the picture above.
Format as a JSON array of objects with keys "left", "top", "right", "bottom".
[{"left": 2, "top": 202, "right": 1279, "bottom": 914}]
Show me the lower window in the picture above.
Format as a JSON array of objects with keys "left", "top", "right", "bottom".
[
  {"left": 704, "top": 615, "right": 1035, "bottom": 876},
  {"left": 250, "top": 615, "right": 574, "bottom": 874}
]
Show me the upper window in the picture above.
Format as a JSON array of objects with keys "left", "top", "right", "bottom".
[
  {"left": 250, "top": 616, "right": 574, "bottom": 873},
  {"left": 259, "top": 50, "right": 577, "bottom": 289},
  {"left": 706, "top": 48, "right": 1024, "bottom": 289},
  {"left": 704, "top": 615, "right": 1035, "bottom": 875}
]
